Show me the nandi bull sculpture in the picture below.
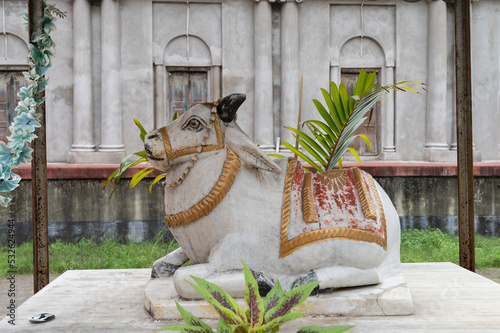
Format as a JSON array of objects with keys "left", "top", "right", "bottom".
[{"left": 144, "top": 93, "right": 401, "bottom": 299}]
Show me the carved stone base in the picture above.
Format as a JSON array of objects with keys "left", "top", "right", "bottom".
[
  {"left": 424, "top": 149, "right": 482, "bottom": 162},
  {"left": 379, "top": 151, "right": 400, "bottom": 161},
  {"left": 144, "top": 272, "right": 414, "bottom": 320},
  {"left": 68, "top": 150, "right": 126, "bottom": 164}
]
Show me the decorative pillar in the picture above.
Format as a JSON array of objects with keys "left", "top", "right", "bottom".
[
  {"left": 254, "top": 0, "right": 274, "bottom": 151},
  {"left": 330, "top": 65, "right": 340, "bottom": 85},
  {"left": 211, "top": 65, "right": 221, "bottom": 102},
  {"left": 68, "top": 0, "right": 94, "bottom": 163},
  {"left": 99, "top": 0, "right": 125, "bottom": 161},
  {"left": 280, "top": 0, "right": 300, "bottom": 146},
  {"left": 424, "top": 0, "right": 450, "bottom": 161},
  {"left": 451, "top": 67, "right": 457, "bottom": 151},
  {"left": 382, "top": 66, "right": 396, "bottom": 155},
  {"left": 154, "top": 64, "right": 165, "bottom": 128}
]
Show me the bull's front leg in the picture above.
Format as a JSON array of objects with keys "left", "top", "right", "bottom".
[{"left": 151, "top": 247, "right": 189, "bottom": 278}]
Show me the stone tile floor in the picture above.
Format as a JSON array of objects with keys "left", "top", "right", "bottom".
[{"left": 1, "top": 264, "right": 500, "bottom": 332}]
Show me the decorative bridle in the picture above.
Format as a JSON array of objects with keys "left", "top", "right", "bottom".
[
  {"left": 159, "top": 101, "right": 224, "bottom": 188},
  {"left": 158, "top": 100, "right": 242, "bottom": 227}
]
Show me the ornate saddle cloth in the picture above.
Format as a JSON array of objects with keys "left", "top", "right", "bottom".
[{"left": 279, "top": 158, "right": 387, "bottom": 258}]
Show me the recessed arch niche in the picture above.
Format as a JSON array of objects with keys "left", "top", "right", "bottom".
[
  {"left": 339, "top": 36, "right": 386, "bottom": 69},
  {"left": 331, "top": 35, "right": 396, "bottom": 158},
  {"left": 154, "top": 35, "right": 221, "bottom": 128},
  {"left": 0, "top": 33, "right": 28, "bottom": 65}
]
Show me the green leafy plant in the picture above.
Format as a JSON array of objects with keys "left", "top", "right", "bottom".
[
  {"left": 0, "top": 2, "right": 66, "bottom": 206},
  {"left": 103, "top": 118, "right": 165, "bottom": 198},
  {"left": 158, "top": 259, "right": 353, "bottom": 333},
  {"left": 283, "top": 70, "right": 424, "bottom": 171},
  {"left": 104, "top": 111, "right": 181, "bottom": 198}
]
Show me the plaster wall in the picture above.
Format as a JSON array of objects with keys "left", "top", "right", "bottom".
[
  {"left": 394, "top": 2, "right": 428, "bottom": 161},
  {"left": 298, "top": 1, "right": 331, "bottom": 125},
  {"left": 45, "top": 0, "right": 73, "bottom": 162},
  {"left": 0, "top": 0, "right": 499, "bottom": 163},
  {"left": 222, "top": 0, "right": 255, "bottom": 137},
  {"left": 470, "top": 1, "right": 500, "bottom": 160},
  {"left": 121, "top": 0, "right": 154, "bottom": 154},
  {"left": 0, "top": 0, "right": 29, "bottom": 63}
]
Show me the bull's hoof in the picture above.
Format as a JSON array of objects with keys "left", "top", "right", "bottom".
[
  {"left": 252, "top": 270, "right": 275, "bottom": 297},
  {"left": 291, "top": 270, "right": 320, "bottom": 296},
  {"left": 151, "top": 261, "right": 180, "bottom": 278}
]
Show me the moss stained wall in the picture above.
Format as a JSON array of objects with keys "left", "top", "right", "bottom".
[{"left": 2, "top": 176, "right": 500, "bottom": 244}]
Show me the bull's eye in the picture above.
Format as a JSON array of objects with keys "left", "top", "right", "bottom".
[{"left": 185, "top": 118, "right": 203, "bottom": 132}]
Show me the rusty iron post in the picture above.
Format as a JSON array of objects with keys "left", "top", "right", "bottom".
[
  {"left": 29, "top": 0, "right": 50, "bottom": 292},
  {"left": 454, "top": 0, "right": 475, "bottom": 271}
]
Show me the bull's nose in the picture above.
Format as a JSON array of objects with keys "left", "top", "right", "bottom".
[{"left": 144, "top": 144, "right": 153, "bottom": 156}]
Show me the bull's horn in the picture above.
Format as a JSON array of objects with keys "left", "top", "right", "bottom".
[{"left": 217, "top": 93, "right": 246, "bottom": 123}]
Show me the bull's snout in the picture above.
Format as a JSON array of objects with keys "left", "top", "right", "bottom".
[
  {"left": 144, "top": 143, "right": 154, "bottom": 157},
  {"left": 143, "top": 129, "right": 166, "bottom": 162}
]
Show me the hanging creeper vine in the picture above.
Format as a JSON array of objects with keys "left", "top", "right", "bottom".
[{"left": 0, "top": 3, "right": 65, "bottom": 206}]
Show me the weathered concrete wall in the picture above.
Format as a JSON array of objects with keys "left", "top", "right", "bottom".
[
  {"left": 0, "top": 179, "right": 170, "bottom": 244},
  {"left": 2, "top": 176, "right": 500, "bottom": 244},
  {"left": 378, "top": 177, "right": 500, "bottom": 237}
]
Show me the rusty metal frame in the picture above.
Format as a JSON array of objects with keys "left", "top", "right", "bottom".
[
  {"left": 28, "top": 0, "right": 49, "bottom": 293},
  {"left": 454, "top": 0, "right": 475, "bottom": 271}
]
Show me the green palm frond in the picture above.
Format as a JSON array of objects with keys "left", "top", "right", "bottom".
[{"left": 285, "top": 69, "right": 424, "bottom": 171}]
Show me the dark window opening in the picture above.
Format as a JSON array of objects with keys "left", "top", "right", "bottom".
[
  {"left": 0, "top": 71, "right": 25, "bottom": 142},
  {"left": 341, "top": 68, "right": 380, "bottom": 156},
  {"left": 168, "top": 69, "right": 208, "bottom": 121}
]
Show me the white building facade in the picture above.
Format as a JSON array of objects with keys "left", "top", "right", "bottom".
[{"left": 1, "top": 0, "right": 500, "bottom": 164}]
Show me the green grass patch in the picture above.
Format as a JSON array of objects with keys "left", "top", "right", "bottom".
[
  {"left": 400, "top": 228, "right": 500, "bottom": 268},
  {"left": 0, "top": 237, "right": 179, "bottom": 276},
  {"left": 1, "top": 228, "right": 499, "bottom": 276}
]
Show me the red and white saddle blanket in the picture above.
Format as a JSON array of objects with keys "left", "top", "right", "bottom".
[{"left": 279, "top": 159, "right": 387, "bottom": 258}]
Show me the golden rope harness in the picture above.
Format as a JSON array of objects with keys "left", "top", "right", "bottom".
[{"left": 164, "top": 147, "right": 241, "bottom": 227}]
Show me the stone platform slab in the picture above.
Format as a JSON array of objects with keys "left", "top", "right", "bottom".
[
  {"left": 145, "top": 272, "right": 413, "bottom": 320},
  {"left": 1, "top": 263, "right": 500, "bottom": 332}
]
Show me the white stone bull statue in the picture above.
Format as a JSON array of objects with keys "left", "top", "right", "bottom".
[{"left": 144, "top": 93, "right": 402, "bottom": 299}]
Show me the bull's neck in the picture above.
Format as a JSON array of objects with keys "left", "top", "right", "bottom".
[{"left": 163, "top": 148, "right": 240, "bottom": 222}]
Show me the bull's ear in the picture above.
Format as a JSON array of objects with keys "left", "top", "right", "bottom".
[
  {"left": 217, "top": 93, "right": 246, "bottom": 123},
  {"left": 225, "top": 122, "right": 281, "bottom": 174}
]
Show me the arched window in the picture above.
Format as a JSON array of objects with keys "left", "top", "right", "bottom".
[
  {"left": 164, "top": 35, "right": 211, "bottom": 120},
  {"left": 154, "top": 34, "right": 221, "bottom": 126},
  {"left": 0, "top": 33, "right": 29, "bottom": 142},
  {"left": 331, "top": 35, "right": 395, "bottom": 158},
  {"left": 340, "top": 37, "right": 385, "bottom": 156}
]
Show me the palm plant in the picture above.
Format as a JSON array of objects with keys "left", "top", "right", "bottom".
[{"left": 283, "top": 69, "right": 424, "bottom": 171}]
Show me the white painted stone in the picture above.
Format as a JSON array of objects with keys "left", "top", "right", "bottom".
[
  {"left": 145, "top": 270, "right": 413, "bottom": 320},
  {"left": 145, "top": 94, "right": 404, "bottom": 302}
]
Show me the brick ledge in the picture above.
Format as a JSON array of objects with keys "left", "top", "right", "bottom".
[{"left": 11, "top": 161, "right": 500, "bottom": 179}]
